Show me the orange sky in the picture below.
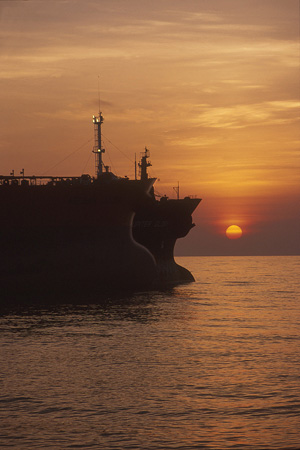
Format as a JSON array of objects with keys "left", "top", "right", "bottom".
[{"left": 0, "top": 0, "right": 299, "bottom": 255}]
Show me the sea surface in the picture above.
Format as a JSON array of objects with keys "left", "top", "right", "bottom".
[{"left": 0, "top": 256, "right": 299, "bottom": 450}]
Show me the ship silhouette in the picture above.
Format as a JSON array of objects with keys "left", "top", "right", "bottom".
[
  {"left": 0, "top": 111, "right": 201, "bottom": 302},
  {"left": 133, "top": 148, "right": 200, "bottom": 284}
]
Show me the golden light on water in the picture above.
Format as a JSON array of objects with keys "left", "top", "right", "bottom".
[{"left": 226, "top": 225, "right": 243, "bottom": 240}]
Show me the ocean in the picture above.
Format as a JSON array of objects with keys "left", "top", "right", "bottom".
[{"left": 1, "top": 256, "right": 299, "bottom": 450}]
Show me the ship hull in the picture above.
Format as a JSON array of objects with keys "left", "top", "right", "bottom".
[
  {"left": 133, "top": 197, "right": 201, "bottom": 285},
  {"left": 0, "top": 179, "right": 157, "bottom": 302}
]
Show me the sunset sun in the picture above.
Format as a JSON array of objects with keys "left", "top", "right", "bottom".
[{"left": 226, "top": 225, "right": 243, "bottom": 240}]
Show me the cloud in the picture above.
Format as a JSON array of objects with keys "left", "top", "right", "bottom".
[{"left": 190, "top": 100, "right": 300, "bottom": 129}]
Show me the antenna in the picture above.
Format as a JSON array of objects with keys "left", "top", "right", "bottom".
[
  {"left": 173, "top": 181, "right": 180, "bottom": 200},
  {"left": 98, "top": 75, "right": 101, "bottom": 114}
]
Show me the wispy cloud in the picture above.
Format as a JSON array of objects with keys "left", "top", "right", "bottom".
[{"left": 189, "top": 100, "right": 300, "bottom": 129}]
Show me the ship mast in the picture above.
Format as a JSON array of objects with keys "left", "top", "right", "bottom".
[
  {"left": 139, "top": 147, "right": 152, "bottom": 181},
  {"left": 92, "top": 112, "right": 105, "bottom": 178}
]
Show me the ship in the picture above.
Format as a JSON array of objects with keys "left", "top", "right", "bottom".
[{"left": 0, "top": 111, "right": 200, "bottom": 302}]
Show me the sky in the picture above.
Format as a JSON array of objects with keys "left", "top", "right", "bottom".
[{"left": 0, "top": 0, "right": 299, "bottom": 256}]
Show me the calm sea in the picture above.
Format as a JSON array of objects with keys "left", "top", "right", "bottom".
[{"left": 1, "top": 256, "right": 299, "bottom": 450}]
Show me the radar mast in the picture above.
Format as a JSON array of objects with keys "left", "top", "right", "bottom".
[
  {"left": 139, "top": 147, "right": 152, "bottom": 181},
  {"left": 92, "top": 112, "right": 105, "bottom": 178}
]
